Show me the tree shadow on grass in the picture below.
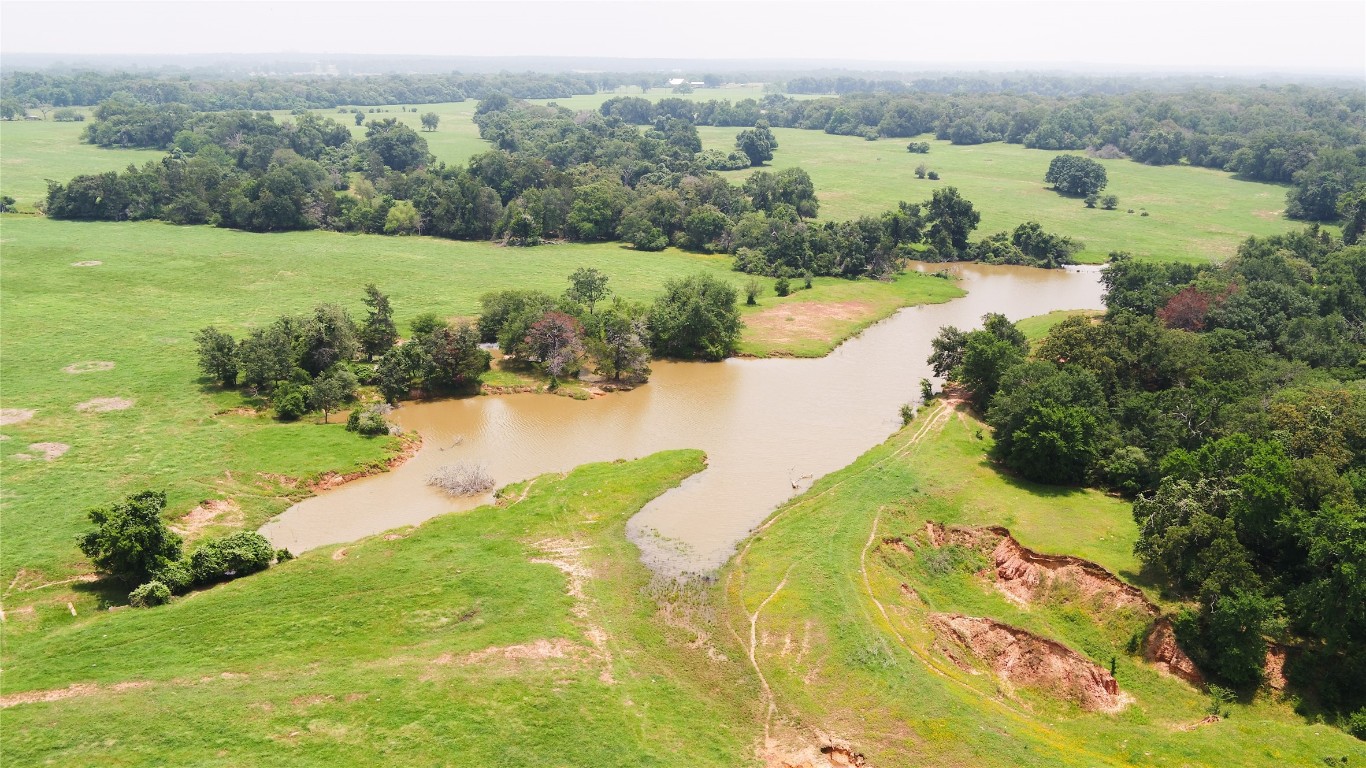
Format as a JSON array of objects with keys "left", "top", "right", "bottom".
[
  {"left": 975, "top": 455, "right": 1089, "bottom": 500},
  {"left": 72, "top": 576, "right": 130, "bottom": 610}
]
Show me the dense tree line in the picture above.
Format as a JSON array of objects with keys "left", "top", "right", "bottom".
[
  {"left": 0, "top": 70, "right": 604, "bottom": 112},
  {"left": 930, "top": 230, "right": 1366, "bottom": 722},
  {"left": 602, "top": 85, "right": 1366, "bottom": 223},
  {"left": 50, "top": 95, "right": 1072, "bottom": 277}
]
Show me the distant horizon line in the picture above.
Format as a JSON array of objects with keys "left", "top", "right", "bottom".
[{"left": 2, "top": 52, "right": 1362, "bottom": 80}]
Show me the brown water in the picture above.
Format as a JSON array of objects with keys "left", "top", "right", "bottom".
[{"left": 261, "top": 263, "right": 1104, "bottom": 576}]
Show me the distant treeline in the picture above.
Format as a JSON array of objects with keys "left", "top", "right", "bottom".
[
  {"left": 46, "top": 95, "right": 1082, "bottom": 275},
  {"left": 0, "top": 71, "right": 602, "bottom": 111},
  {"left": 598, "top": 86, "right": 1366, "bottom": 222}
]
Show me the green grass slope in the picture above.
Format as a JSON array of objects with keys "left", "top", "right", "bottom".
[
  {"left": 700, "top": 127, "right": 1303, "bottom": 264},
  {"left": 725, "top": 402, "right": 1365, "bottom": 766},
  {"left": 1, "top": 451, "right": 759, "bottom": 766}
]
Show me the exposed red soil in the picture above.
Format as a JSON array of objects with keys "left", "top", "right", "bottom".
[
  {"left": 919, "top": 522, "right": 1204, "bottom": 688},
  {"left": 929, "top": 613, "right": 1129, "bottom": 712},
  {"left": 1142, "top": 617, "right": 1204, "bottom": 685}
]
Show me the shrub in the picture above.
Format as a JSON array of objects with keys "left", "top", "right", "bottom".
[
  {"left": 1084, "top": 193, "right": 1099, "bottom": 208},
  {"left": 744, "top": 278, "right": 761, "bottom": 306},
  {"left": 275, "top": 548, "right": 295, "bottom": 563},
  {"left": 129, "top": 581, "right": 171, "bottom": 607},
  {"left": 900, "top": 403, "right": 916, "bottom": 425},
  {"left": 802, "top": 270, "right": 813, "bottom": 289},
  {"left": 1101, "top": 194, "right": 1119, "bottom": 210},
  {"left": 346, "top": 404, "right": 392, "bottom": 436},
  {"left": 906, "top": 141, "right": 930, "bottom": 154},
  {"left": 927, "top": 170, "right": 940, "bottom": 180},
  {"left": 151, "top": 559, "right": 194, "bottom": 595},
  {"left": 920, "top": 378, "right": 934, "bottom": 402},
  {"left": 409, "top": 312, "right": 444, "bottom": 336},
  {"left": 1348, "top": 707, "right": 1366, "bottom": 740},
  {"left": 190, "top": 531, "right": 275, "bottom": 585},
  {"left": 774, "top": 276, "right": 791, "bottom": 297},
  {"left": 272, "top": 382, "right": 308, "bottom": 421}
]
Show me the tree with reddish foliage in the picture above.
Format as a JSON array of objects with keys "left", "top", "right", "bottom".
[
  {"left": 524, "top": 311, "right": 586, "bottom": 382},
  {"left": 1157, "top": 286, "right": 1217, "bottom": 331}
]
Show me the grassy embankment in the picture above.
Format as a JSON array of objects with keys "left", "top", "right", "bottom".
[
  {"left": 699, "top": 126, "right": 1305, "bottom": 265},
  {"left": 725, "top": 401, "right": 1366, "bottom": 765},
  {"left": 1, "top": 451, "right": 762, "bottom": 766}
]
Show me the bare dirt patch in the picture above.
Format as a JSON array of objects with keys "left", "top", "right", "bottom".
[
  {"left": 744, "top": 300, "right": 874, "bottom": 348},
  {"left": 929, "top": 613, "right": 1129, "bottom": 713},
  {"left": 0, "top": 409, "right": 36, "bottom": 426},
  {"left": 74, "top": 397, "right": 134, "bottom": 413},
  {"left": 459, "top": 638, "right": 580, "bottom": 665},
  {"left": 173, "top": 499, "right": 243, "bottom": 539},
  {"left": 1, "top": 680, "right": 149, "bottom": 709},
  {"left": 62, "top": 361, "right": 115, "bottom": 374},
  {"left": 27, "top": 442, "right": 70, "bottom": 461},
  {"left": 71, "top": 260, "right": 103, "bottom": 267}
]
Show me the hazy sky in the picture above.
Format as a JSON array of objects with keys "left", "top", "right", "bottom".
[{"left": 2, "top": 0, "right": 1364, "bottom": 74}]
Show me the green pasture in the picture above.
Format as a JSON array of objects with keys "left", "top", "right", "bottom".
[
  {"left": 0, "top": 118, "right": 160, "bottom": 209},
  {"left": 700, "top": 127, "right": 1303, "bottom": 264}
]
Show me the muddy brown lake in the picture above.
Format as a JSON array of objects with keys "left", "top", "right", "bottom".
[{"left": 260, "top": 263, "right": 1105, "bottom": 576}]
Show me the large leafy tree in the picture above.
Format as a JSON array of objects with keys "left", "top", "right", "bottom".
[
  {"left": 1044, "top": 154, "right": 1108, "bottom": 196},
  {"left": 78, "top": 490, "right": 182, "bottom": 586},
  {"left": 194, "top": 326, "right": 238, "bottom": 387},
  {"left": 648, "top": 273, "right": 742, "bottom": 361},
  {"left": 735, "top": 121, "right": 777, "bottom": 166},
  {"left": 924, "top": 186, "right": 980, "bottom": 258}
]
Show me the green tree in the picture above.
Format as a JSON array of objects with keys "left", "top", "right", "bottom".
[
  {"left": 1044, "top": 154, "right": 1108, "bottom": 196},
  {"left": 78, "top": 490, "right": 182, "bottom": 586},
  {"left": 566, "top": 267, "right": 611, "bottom": 314},
  {"left": 648, "top": 273, "right": 742, "bottom": 361},
  {"left": 194, "top": 326, "right": 238, "bottom": 387},
  {"left": 360, "top": 284, "right": 398, "bottom": 359},
  {"left": 591, "top": 300, "right": 652, "bottom": 383},
  {"left": 736, "top": 121, "right": 778, "bottom": 166},
  {"left": 924, "top": 186, "right": 981, "bottom": 258},
  {"left": 384, "top": 200, "right": 421, "bottom": 235},
  {"left": 1337, "top": 183, "right": 1366, "bottom": 245},
  {"left": 308, "top": 366, "right": 357, "bottom": 423},
  {"left": 299, "top": 304, "right": 360, "bottom": 377},
  {"left": 420, "top": 112, "right": 440, "bottom": 132},
  {"left": 238, "top": 322, "right": 296, "bottom": 390},
  {"left": 421, "top": 321, "right": 490, "bottom": 392}
]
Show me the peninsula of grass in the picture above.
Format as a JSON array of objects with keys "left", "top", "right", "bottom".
[
  {"left": 723, "top": 402, "right": 1365, "bottom": 765},
  {"left": 1, "top": 451, "right": 761, "bottom": 767},
  {"left": 737, "top": 270, "right": 963, "bottom": 357},
  {"left": 699, "top": 126, "right": 1304, "bottom": 264}
]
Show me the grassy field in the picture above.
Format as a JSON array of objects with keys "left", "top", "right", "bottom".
[
  {"left": 0, "top": 119, "right": 161, "bottom": 209},
  {"left": 700, "top": 127, "right": 1303, "bottom": 264},
  {"left": 724, "top": 402, "right": 1365, "bottom": 765},
  {"left": 1, "top": 451, "right": 762, "bottom": 766}
]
